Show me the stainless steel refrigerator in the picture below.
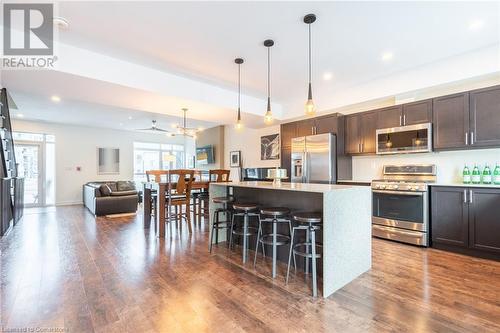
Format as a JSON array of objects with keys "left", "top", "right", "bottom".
[{"left": 291, "top": 133, "right": 337, "bottom": 184}]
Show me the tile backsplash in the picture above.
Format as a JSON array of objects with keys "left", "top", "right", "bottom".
[{"left": 352, "top": 148, "right": 500, "bottom": 183}]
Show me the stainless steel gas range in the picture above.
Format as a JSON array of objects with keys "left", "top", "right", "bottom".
[{"left": 371, "top": 164, "right": 436, "bottom": 246}]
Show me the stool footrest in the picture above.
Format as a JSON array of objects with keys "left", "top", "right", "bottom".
[
  {"left": 260, "top": 233, "right": 290, "bottom": 246},
  {"left": 232, "top": 227, "right": 258, "bottom": 237},
  {"left": 292, "top": 242, "right": 323, "bottom": 258}
]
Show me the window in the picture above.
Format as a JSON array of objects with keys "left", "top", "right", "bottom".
[{"left": 133, "top": 142, "right": 185, "bottom": 182}]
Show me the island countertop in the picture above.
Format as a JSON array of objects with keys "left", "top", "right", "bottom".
[{"left": 210, "top": 181, "right": 355, "bottom": 193}]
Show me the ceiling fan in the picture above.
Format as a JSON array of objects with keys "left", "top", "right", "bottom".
[{"left": 136, "top": 120, "right": 171, "bottom": 133}]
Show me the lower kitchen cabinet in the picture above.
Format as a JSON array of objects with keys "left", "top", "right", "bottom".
[
  {"left": 431, "top": 187, "right": 468, "bottom": 247},
  {"left": 431, "top": 186, "right": 500, "bottom": 260},
  {"left": 468, "top": 188, "right": 500, "bottom": 254}
]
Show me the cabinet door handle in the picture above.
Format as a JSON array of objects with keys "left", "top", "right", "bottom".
[
  {"left": 465, "top": 132, "right": 468, "bottom": 145},
  {"left": 403, "top": 114, "right": 406, "bottom": 126},
  {"left": 463, "top": 189, "right": 467, "bottom": 203},
  {"left": 399, "top": 115, "right": 402, "bottom": 126},
  {"left": 361, "top": 142, "right": 364, "bottom": 153},
  {"left": 358, "top": 143, "right": 361, "bottom": 153},
  {"left": 470, "top": 131, "right": 474, "bottom": 145},
  {"left": 469, "top": 189, "right": 473, "bottom": 204}
]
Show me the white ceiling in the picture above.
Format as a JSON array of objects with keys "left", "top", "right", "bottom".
[{"left": 2, "top": 1, "right": 500, "bottom": 130}]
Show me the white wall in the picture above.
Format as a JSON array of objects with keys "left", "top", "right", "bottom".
[
  {"left": 12, "top": 120, "right": 194, "bottom": 205},
  {"left": 352, "top": 149, "right": 500, "bottom": 183},
  {"left": 224, "top": 124, "right": 280, "bottom": 180}
]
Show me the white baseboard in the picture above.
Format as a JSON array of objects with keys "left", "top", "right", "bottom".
[{"left": 56, "top": 201, "right": 83, "bottom": 206}]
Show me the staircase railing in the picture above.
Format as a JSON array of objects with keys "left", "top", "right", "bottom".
[{"left": 1, "top": 88, "right": 23, "bottom": 236}]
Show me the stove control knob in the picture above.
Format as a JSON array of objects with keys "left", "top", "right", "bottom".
[
  {"left": 392, "top": 185, "right": 399, "bottom": 190},
  {"left": 380, "top": 185, "right": 386, "bottom": 189}
]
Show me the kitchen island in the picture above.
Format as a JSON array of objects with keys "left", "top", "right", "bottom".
[{"left": 209, "top": 181, "right": 371, "bottom": 298}]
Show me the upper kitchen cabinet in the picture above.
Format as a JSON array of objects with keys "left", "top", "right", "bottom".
[
  {"left": 296, "top": 118, "right": 316, "bottom": 137},
  {"left": 469, "top": 85, "right": 500, "bottom": 148},
  {"left": 376, "top": 105, "right": 402, "bottom": 130},
  {"left": 433, "top": 92, "right": 469, "bottom": 150},
  {"left": 280, "top": 122, "right": 297, "bottom": 149},
  {"left": 345, "top": 114, "right": 361, "bottom": 154},
  {"left": 314, "top": 114, "right": 338, "bottom": 135},
  {"left": 345, "top": 111, "right": 377, "bottom": 155},
  {"left": 402, "top": 99, "right": 432, "bottom": 125}
]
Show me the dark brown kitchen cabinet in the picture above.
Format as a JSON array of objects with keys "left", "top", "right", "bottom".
[
  {"left": 360, "top": 111, "right": 378, "bottom": 154},
  {"left": 469, "top": 85, "right": 500, "bottom": 148},
  {"left": 280, "top": 122, "right": 297, "bottom": 149},
  {"left": 402, "top": 99, "right": 432, "bottom": 125},
  {"left": 431, "top": 186, "right": 500, "bottom": 260},
  {"left": 345, "top": 114, "right": 361, "bottom": 154},
  {"left": 468, "top": 188, "right": 500, "bottom": 253},
  {"left": 345, "top": 111, "right": 377, "bottom": 155},
  {"left": 314, "top": 114, "right": 338, "bottom": 135},
  {"left": 296, "top": 118, "right": 316, "bottom": 137},
  {"left": 431, "top": 187, "right": 468, "bottom": 247},
  {"left": 280, "top": 147, "right": 291, "bottom": 182},
  {"left": 433, "top": 92, "right": 469, "bottom": 150},
  {"left": 376, "top": 105, "right": 402, "bottom": 130}
]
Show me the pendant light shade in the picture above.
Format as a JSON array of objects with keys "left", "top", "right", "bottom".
[
  {"left": 235, "top": 58, "right": 244, "bottom": 130},
  {"left": 304, "top": 14, "right": 316, "bottom": 116},
  {"left": 264, "top": 39, "right": 274, "bottom": 125}
]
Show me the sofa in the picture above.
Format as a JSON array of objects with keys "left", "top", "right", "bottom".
[{"left": 83, "top": 181, "right": 139, "bottom": 216}]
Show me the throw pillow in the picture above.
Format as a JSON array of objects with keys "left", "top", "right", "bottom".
[
  {"left": 99, "top": 184, "right": 112, "bottom": 196},
  {"left": 117, "top": 181, "right": 136, "bottom": 191}
]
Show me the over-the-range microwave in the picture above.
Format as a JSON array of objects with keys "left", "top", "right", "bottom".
[{"left": 376, "top": 123, "right": 432, "bottom": 155}]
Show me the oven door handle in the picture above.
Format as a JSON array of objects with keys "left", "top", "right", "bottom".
[{"left": 372, "top": 190, "right": 424, "bottom": 196}]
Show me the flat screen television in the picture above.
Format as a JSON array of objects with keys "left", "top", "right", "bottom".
[{"left": 196, "top": 145, "right": 215, "bottom": 165}]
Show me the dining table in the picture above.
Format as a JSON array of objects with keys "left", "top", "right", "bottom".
[{"left": 143, "top": 180, "right": 210, "bottom": 237}]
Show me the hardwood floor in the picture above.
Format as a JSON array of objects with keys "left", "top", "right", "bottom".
[{"left": 1, "top": 206, "right": 499, "bottom": 332}]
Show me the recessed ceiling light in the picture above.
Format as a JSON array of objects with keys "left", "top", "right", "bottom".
[
  {"left": 469, "top": 19, "right": 484, "bottom": 31},
  {"left": 322, "top": 72, "right": 333, "bottom": 81},
  {"left": 51, "top": 95, "right": 61, "bottom": 102},
  {"left": 53, "top": 17, "right": 69, "bottom": 30},
  {"left": 128, "top": 116, "right": 133, "bottom": 120},
  {"left": 17, "top": 113, "right": 24, "bottom": 118},
  {"left": 381, "top": 52, "right": 394, "bottom": 62}
]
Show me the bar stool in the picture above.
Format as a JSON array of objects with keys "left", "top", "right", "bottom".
[
  {"left": 254, "top": 207, "right": 293, "bottom": 278},
  {"left": 209, "top": 196, "right": 234, "bottom": 253},
  {"left": 230, "top": 203, "right": 260, "bottom": 264},
  {"left": 286, "top": 212, "right": 323, "bottom": 297}
]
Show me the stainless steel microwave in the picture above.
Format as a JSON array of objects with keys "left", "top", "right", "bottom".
[{"left": 376, "top": 123, "right": 432, "bottom": 155}]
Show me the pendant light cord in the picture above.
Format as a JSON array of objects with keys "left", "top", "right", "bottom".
[
  {"left": 308, "top": 23, "right": 312, "bottom": 84},
  {"left": 267, "top": 46, "right": 271, "bottom": 99},
  {"left": 238, "top": 64, "right": 241, "bottom": 109}
]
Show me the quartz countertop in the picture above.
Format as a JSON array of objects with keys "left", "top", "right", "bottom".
[
  {"left": 431, "top": 182, "right": 500, "bottom": 188},
  {"left": 210, "top": 181, "right": 356, "bottom": 193},
  {"left": 337, "top": 179, "right": 372, "bottom": 184}
]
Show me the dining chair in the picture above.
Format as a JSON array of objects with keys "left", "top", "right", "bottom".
[
  {"left": 166, "top": 169, "right": 195, "bottom": 234},
  {"left": 145, "top": 170, "right": 169, "bottom": 219},
  {"left": 197, "top": 169, "right": 231, "bottom": 221}
]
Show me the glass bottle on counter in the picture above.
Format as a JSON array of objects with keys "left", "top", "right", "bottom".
[
  {"left": 462, "top": 164, "right": 471, "bottom": 184},
  {"left": 472, "top": 164, "right": 481, "bottom": 184},
  {"left": 482, "top": 164, "right": 492, "bottom": 184},
  {"left": 494, "top": 164, "right": 500, "bottom": 185}
]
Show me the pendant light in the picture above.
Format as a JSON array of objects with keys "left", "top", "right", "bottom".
[
  {"left": 235, "top": 58, "right": 244, "bottom": 130},
  {"left": 304, "top": 14, "right": 316, "bottom": 116},
  {"left": 264, "top": 39, "right": 274, "bottom": 125}
]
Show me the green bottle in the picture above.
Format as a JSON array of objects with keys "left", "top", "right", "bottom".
[
  {"left": 482, "top": 164, "right": 492, "bottom": 184},
  {"left": 493, "top": 164, "right": 500, "bottom": 185},
  {"left": 463, "top": 165, "right": 471, "bottom": 184},
  {"left": 472, "top": 164, "right": 481, "bottom": 184}
]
